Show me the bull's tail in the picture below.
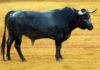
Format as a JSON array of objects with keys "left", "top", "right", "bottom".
[
  {"left": 1, "top": 11, "right": 15, "bottom": 60},
  {"left": 1, "top": 16, "right": 7, "bottom": 60}
]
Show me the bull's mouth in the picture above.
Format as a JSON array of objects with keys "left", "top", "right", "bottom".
[
  {"left": 87, "top": 27, "right": 93, "bottom": 30},
  {"left": 84, "top": 21, "right": 93, "bottom": 30}
]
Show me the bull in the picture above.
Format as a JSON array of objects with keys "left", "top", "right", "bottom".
[{"left": 1, "top": 7, "right": 96, "bottom": 61}]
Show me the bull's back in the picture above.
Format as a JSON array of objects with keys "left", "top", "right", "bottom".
[{"left": 6, "top": 10, "right": 57, "bottom": 39}]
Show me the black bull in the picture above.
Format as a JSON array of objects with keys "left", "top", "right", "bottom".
[{"left": 1, "top": 7, "right": 96, "bottom": 61}]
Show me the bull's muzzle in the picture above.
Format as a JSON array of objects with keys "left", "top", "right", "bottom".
[{"left": 87, "top": 23, "right": 93, "bottom": 30}]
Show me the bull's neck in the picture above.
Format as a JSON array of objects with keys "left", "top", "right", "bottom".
[
  {"left": 69, "top": 24, "right": 78, "bottom": 34},
  {"left": 60, "top": 8, "right": 79, "bottom": 34},
  {"left": 68, "top": 13, "right": 79, "bottom": 33}
]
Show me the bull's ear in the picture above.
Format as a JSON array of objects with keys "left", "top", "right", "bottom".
[{"left": 88, "top": 9, "right": 97, "bottom": 13}]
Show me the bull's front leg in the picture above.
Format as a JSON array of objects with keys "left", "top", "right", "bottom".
[{"left": 55, "top": 38, "right": 63, "bottom": 61}]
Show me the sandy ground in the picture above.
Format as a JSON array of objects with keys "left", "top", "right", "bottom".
[{"left": 0, "top": 1, "right": 100, "bottom": 70}]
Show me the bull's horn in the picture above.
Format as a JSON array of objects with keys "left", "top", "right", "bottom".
[
  {"left": 78, "top": 10, "right": 86, "bottom": 15},
  {"left": 88, "top": 9, "right": 97, "bottom": 13}
]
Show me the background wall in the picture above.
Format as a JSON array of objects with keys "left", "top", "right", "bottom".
[{"left": 0, "top": 0, "right": 100, "bottom": 2}]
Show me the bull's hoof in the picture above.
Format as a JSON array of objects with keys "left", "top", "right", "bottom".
[
  {"left": 2, "top": 57, "right": 6, "bottom": 61},
  {"left": 7, "top": 58, "right": 11, "bottom": 60},
  {"left": 56, "top": 57, "right": 64, "bottom": 61},
  {"left": 22, "top": 58, "right": 26, "bottom": 62},
  {"left": 7, "top": 56, "right": 11, "bottom": 60}
]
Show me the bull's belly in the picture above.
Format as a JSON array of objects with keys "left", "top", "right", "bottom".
[{"left": 23, "top": 31, "right": 55, "bottom": 40}]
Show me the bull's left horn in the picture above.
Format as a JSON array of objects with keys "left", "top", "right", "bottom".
[
  {"left": 78, "top": 10, "right": 86, "bottom": 15},
  {"left": 88, "top": 9, "right": 97, "bottom": 13}
]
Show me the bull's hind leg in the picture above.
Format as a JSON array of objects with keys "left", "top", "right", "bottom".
[
  {"left": 7, "top": 34, "right": 15, "bottom": 60},
  {"left": 15, "top": 35, "right": 26, "bottom": 61}
]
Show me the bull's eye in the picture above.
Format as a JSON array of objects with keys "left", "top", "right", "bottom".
[
  {"left": 82, "top": 15, "right": 90, "bottom": 25},
  {"left": 82, "top": 16, "right": 89, "bottom": 20}
]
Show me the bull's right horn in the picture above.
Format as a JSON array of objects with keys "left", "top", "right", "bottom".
[{"left": 88, "top": 9, "right": 97, "bottom": 13}]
